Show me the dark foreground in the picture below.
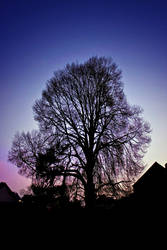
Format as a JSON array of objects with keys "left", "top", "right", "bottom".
[
  {"left": 1, "top": 197, "right": 166, "bottom": 226},
  {"left": 0, "top": 200, "right": 166, "bottom": 247}
]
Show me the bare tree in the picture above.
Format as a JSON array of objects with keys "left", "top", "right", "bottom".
[
  {"left": 9, "top": 57, "right": 151, "bottom": 208},
  {"left": 9, "top": 130, "right": 67, "bottom": 185}
]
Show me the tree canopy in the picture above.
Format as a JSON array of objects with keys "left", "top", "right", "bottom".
[{"left": 9, "top": 57, "right": 151, "bottom": 208}]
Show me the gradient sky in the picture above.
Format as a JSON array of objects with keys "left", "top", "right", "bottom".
[{"left": 1, "top": 0, "right": 167, "bottom": 194}]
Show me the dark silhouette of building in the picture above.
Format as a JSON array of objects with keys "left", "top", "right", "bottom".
[
  {"left": 133, "top": 162, "right": 167, "bottom": 210},
  {"left": 0, "top": 182, "right": 20, "bottom": 205}
]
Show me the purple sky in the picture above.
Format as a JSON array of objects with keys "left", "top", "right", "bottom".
[{"left": 1, "top": 0, "right": 167, "bottom": 194}]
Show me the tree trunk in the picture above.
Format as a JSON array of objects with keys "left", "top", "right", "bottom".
[{"left": 85, "top": 170, "right": 96, "bottom": 208}]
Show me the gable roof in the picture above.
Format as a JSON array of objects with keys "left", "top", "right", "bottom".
[
  {"left": 0, "top": 182, "right": 20, "bottom": 203},
  {"left": 133, "top": 162, "right": 167, "bottom": 194}
]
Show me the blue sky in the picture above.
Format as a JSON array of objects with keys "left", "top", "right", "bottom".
[{"left": 0, "top": 0, "right": 167, "bottom": 193}]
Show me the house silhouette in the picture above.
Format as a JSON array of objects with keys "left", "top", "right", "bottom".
[
  {"left": 0, "top": 182, "right": 20, "bottom": 204},
  {"left": 133, "top": 162, "right": 167, "bottom": 209}
]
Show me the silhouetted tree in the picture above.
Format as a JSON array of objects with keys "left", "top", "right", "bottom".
[
  {"left": 8, "top": 130, "right": 78, "bottom": 204},
  {"left": 9, "top": 57, "right": 151, "bottom": 208}
]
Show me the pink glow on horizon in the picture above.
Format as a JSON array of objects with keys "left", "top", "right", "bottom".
[{"left": 0, "top": 160, "right": 31, "bottom": 195}]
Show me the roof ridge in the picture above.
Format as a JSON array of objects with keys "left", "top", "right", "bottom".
[
  {"left": 133, "top": 161, "right": 165, "bottom": 187},
  {"left": 0, "top": 182, "right": 20, "bottom": 200}
]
